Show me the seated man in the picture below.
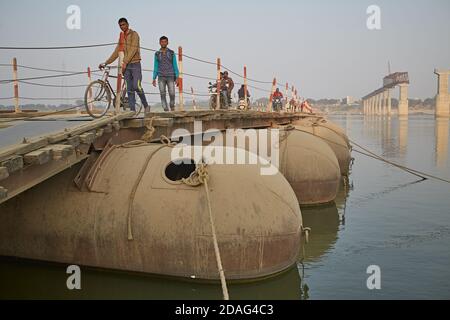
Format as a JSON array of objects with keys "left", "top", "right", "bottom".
[
  {"left": 238, "top": 85, "right": 251, "bottom": 108},
  {"left": 238, "top": 84, "right": 250, "bottom": 100},
  {"left": 273, "top": 88, "right": 283, "bottom": 99}
]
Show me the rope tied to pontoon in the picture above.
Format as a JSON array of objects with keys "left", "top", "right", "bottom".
[{"left": 181, "top": 163, "right": 230, "bottom": 301}]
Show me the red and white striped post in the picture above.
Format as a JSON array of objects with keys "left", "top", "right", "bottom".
[
  {"left": 178, "top": 46, "right": 184, "bottom": 111},
  {"left": 190, "top": 87, "right": 197, "bottom": 110},
  {"left": 291, "top": 85, "right": 295, "bottom": 110},
  {"left": 244, "top": 66, "right": 248, "bottom": 110},
  {"left": 216, "top": 58, "right": 221, "bottom": 110},
  {"left": 12, "top": 58, "right": 20, "bottom": 113},
  {"left": 284, "top": 82, "right": 288, "bottom": 111},
  {"left": 87, "top": 67, "right": 93, "bottom": 112},
  {"left": 267, "top": 77, "right": 277, "bottom": 112},
  {"left": 114, "top": 32, "right": 125, "bottom": 114}
]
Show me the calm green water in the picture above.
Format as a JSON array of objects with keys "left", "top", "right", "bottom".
[{"left": 0, "top": 114, "right": 449, "bottom": 299}]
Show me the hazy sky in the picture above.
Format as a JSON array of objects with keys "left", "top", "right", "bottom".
[{"left": 0, "top": 0, "right": 449, "bottom": 104}]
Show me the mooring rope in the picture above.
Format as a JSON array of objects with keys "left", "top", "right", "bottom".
[
  {"left": 125, "top": 143, "right": 166, "bottom": 240},
  {"left": 349, "top": 139, "right": 450, "bottom": 184},
  {"left": 121, "top": 127, "right": 230, "bottom": 299},
  {"left": 286, "top": 121, "right": 450, "bottom": 184},
  {"left": 181, "top": 163, "right": 230, "bottom": 300},
  {"left": 298, "top": 226, "right": 311, "bottom": 263},
  {"left": 141, "top": 117, "right": 156, "bottom": 142}
]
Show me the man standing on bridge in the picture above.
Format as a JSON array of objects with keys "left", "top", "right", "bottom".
[
  {"left": 222, "top": 71, "right": 234, "bottom": 108},
  {"left": 152, "top": 36, "right": 180, "bottom": 112},
  {"left": 100, "top": 18, "right": 150, "bottom": 113}
]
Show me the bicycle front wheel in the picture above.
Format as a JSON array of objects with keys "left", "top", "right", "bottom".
[{"left": 84, "top": 80, "right": 112, "bottom": 118}]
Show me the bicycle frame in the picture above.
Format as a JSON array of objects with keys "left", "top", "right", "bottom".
[{"left": 100, "top": 67, "right": 118, "bottom": 100}]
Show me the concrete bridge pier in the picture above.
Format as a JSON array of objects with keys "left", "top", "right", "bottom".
[
  {"left": 382, "top": 90, "right": 388, "bottom": 115},
  {"left": 372, "top": 95, "right": 377, "bottom": 115},
  {"left": 372, "top": 96, "right": 376, "bottom": 116},
  {"left": 377, "top": 93, "right": 382, "bottom": 115},
  {"left": 398, "top": 83, "right": 409, "bottom": 118},
  {"left": 434, "top": 69, "right": 450, "bottom": 118},
  {"left": 373, "top": 96, "right": 377, "bottom": 115},
  {"left": 386, "top": 88, "right": 392, "bottom": 116}
]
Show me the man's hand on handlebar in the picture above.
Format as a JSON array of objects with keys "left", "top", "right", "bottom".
[{"left": 98, "top": 63, "right": 106, "bottom": 70}]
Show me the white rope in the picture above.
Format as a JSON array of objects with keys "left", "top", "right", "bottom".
[{"left": 182, "top": 163, "right": 230, "bottom": 300}]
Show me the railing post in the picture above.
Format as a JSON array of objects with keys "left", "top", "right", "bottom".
[
  {"left": 114, "top": 32, "right": 125, "bottom": 114},
  {"left": 244, "top": 66, "right": 248, "bottom": 110},
  {"left": 12, "top": 58, "right": 20, "bottom": 113},
  {"left": 267, "top": 77, "right": 276, "bottom": 112},
  {"left": 285, "top": 82, "right": 288, "bottom": 111},
  {"left": 178, "top": 46, "right": 184, "bottom": 111},
  {"left": 216, "top": 58, "right": 221, "bottom": 110},
  {"left": 291, "top": 85, "right": 295, "bottom": 112},
  {"left": 87, "top": 67, "right": 93, "bottom": 112},
  {"left": 190, "top": 87, "right": 197, "bottom": 110}
]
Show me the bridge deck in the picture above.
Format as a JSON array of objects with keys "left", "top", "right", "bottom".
[{"left": 0, "top": 110, "right": 316, "bottom": 204}]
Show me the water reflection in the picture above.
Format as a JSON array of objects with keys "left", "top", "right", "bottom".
[
  {"left": 301, "top": 203, "right": 339, "bottom": 263},
  {"left": 0, "top": 256, "right": 304, "bottom": 300},
  {"left": 398, "top": 118, "right": 408, "bottom": 156},
  {"left": 301, "top": 182, "right": 350, "bottom": 263},
  {"left": 0, "top": 184, "right": 355, "bottom": 301},
  {"left": 380, "top": 117, "right": 394, "bottom": 157},
  {"left": 435, "top": 119, "right": 449, "bottom": 168}
]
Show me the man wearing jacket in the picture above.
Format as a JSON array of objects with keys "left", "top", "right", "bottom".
[
  {"left": 152, "top": 36, "right": 179, "bottom": 112},
  {"left": 222, "top": 71, "right": 234, "bottom": 108},
  {"left": 100, "top": 18, "right": 149, "bottom": 113},
  {"left": 273, "top": 88, "right": 283, "bottom": 99}
]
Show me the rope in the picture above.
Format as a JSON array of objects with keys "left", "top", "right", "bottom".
[
  {"left": 0, "top": 98, "right": 99, "bottom": 121},
  {"left": 0, "top": 71, "right": 92, "bottom": 83},
  {"left": 141, "top": 117, "right": 156, "bottom": 142},
  {"left": 291, "top": 123, "right": 426, "bottom": 180},
  {"left": 19, "top": 96, "right": 83, "bottom": 101},
  {"left": 350, "top": 139, "right": 450, "bottom": 184},
  {"left": 121, "top": 131, "right": 230, "bottom": 299},
  {"left": 16, "top": 65, "right": 90, "bottom": 74},
  {"left": 221, "top": 65, "right": 273, "bottom": 85},
  {"left": 0, "top": 43, "right": 116, "bottom": 50},
  {"left": 298, "top": 226, "right": 311, "bottom": 263},
  {"left": 125, "top": 141, "right": 166, "bottom": 241},
  {"left": 0, "top": 42, "right": 290, "bottom": 86},
  {"left": 19, "top": 80, "right": 88, "bottom": 88},
  {"left": 290, "top": 120, "right": 450, "bottom": 184},
  {"left": 181, "top": 163, "right": 230, "bottom": 301}
]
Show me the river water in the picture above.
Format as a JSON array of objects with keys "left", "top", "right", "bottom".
[{"left": 0, "top": 114, "right": 449, "bottom": 299}]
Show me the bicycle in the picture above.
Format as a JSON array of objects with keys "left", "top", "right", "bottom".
[
  {"left": 84, "top": 65, "right": 143, "bottom": 118},
  {"left": 207, "top": 82, "right": 227, "bottom": 110}
]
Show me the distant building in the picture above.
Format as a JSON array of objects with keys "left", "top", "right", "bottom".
[{"left": 342, "top": 96, "right": 355, "bottom": 105}]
